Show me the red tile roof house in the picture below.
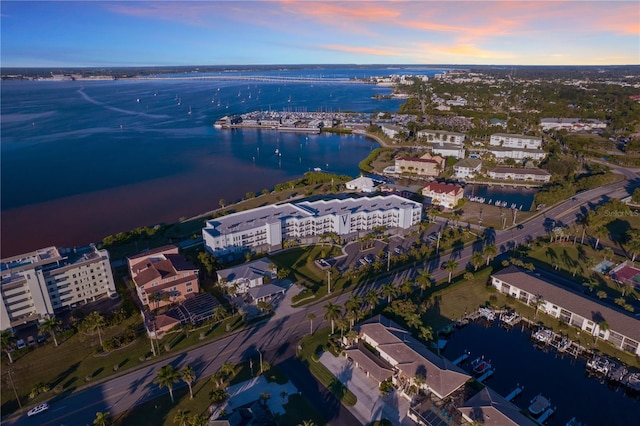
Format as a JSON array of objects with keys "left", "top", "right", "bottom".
[
  {"left": 127, "top": 245, "right": 200, "bottom": 309},
  {"left": 352, "top": 315, "right": 470, "bottom": 401},
  {"left": 422, "top": 182, "right": 464, "bottom": 209}
]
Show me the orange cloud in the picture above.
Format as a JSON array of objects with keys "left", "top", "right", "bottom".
[{"left": 418, "top": 42, "right": 515, "bottom": 60}]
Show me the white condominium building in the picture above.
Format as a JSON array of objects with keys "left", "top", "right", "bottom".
[
  {"left": 416, "top": 130, "right": 466, "bottom": 145},
  {"left": 203, "top": 195, "right": 422, "bottom": 258},
  {"left": 489, "top": 133, "right": 542, "bottom": 149},
  {"left": 1, "top": 245, "right": 117, "bottom": 331}
]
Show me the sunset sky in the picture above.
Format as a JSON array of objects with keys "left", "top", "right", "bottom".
[{"left": 2, "top": 1, "right": 638, "bottom": 67}]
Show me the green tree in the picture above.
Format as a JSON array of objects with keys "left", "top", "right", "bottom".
[
  {"left": 443, "top": 259, "right": 459, "bottom": 283},
  {"left": 209, "top": 388, "right": 229, "bottom": 403},
  {"left": 93, "top": 411, "right": 111, "bottom": 426},
  {"left": 83, "top": 311, "right": 107, "bottom": 350},
  {"left": 39, "top": 316, "right": 62, "bottom": 347},
  {"left": 381, "top": 283, "right": 398, "bottom": 304},
  {"left": 307, "top": 312, "right": 316, "bottom": 335},
  {"left": 470, "top": 251, "right": 485, "bottom": 271},
  {"left": 154, "top": 364, "right": 181, "bottom": 403},
  {"left": 174, "top": 409, "right": 189, "bottom": 426},
  {"left": 483, "top": 245, "right": 498, "bottom": 265},
  {"left": 323, "top": 302, "right": 341, "bottom": 334},
  {"left": 190, "top": 413, "right": 209, "bottom": 426},
  {"left": 1, "top": 330, "right": 15, "bottom": 363},
  {"left": 219, "top": 198, "right": 227, "bottom": 208},
  {"left": 365, "top": 289, "right": 379, "bottom": 311},
  {"left": 180, "top": 365, "right": 196, "bottom": 400}
]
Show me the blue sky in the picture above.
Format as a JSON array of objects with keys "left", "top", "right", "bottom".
[{"left": 1, "top": 1, "right": 638, "bottom": 67}]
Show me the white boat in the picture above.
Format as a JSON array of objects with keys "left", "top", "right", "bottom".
[
  {"left": 313, "top": 167, "right": 322, "bottom": 172},
  {"left": 275, "top": 148, "right": 280, "bottom": 155},
  {"left": 478, "top": 307, "right": 495, "bottom": 321},
  {"left": 624, "top": 372, "right": 640, "bottom": 391},
  {"left": 586, "top": 355, "right": 613, "bottom": 375},
  {"left": 528, "top": 394, "right": 551, "bottom": 416},
  {"left": 532, "top": 328, "right": 553, "bottom": 344}
]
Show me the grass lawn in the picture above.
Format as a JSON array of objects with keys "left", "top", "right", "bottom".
[
  {"left": 297, "top": 327, "right": 357, "bottom": 407},
  {"left": 527, "top": 242, "right": 639, "bottom": 301},
  {"left": 1, "top": 315, "right": 152, "bottom": 415},
  {"left": 114, "top": 360, "right": 324, "bottom": 425}
]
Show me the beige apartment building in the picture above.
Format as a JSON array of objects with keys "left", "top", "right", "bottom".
[{"left": 1, "top": 245, "right": 116, "bottom": 331}]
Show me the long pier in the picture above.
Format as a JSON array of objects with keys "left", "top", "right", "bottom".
[{"left": 131, "top": 75, "right": 376, "bottom": 84}]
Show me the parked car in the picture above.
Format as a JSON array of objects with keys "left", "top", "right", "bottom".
[
  {"left": 16, "top": 339, "right": 26, "bottom": 350},
  {"left": 37, "top": 334, "right": 46, "bottom": 344},
  {"left": 27, "top": 336, "right": 36, "bottom": 346},
  {"left": 27, "top": 403, "right": 49, "bottom": 417},
  {"left": 394, "top": 247, "right": 403, "bottom": 255}
]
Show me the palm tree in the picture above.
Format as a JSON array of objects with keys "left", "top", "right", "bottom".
[
  {"left": 93, "top": 411, "right": 111, "bottom": 426},
  {"left": 1, "top": 330, "right": 15, "bottom": 363},
  {"left": 419, "top": 325, "right": 434, "bottom": 342},
  {"left": 345, "top": 294, "right": 363, "bottom": 314},
  {"left": 380, "top": 283, "right": 397, "bottom": 304},
  {"left": 626, "top": 229, "right": 640, "bottom": 262},
  {"left": 154, "top": 364, "right": 181, "bottom": 403},
  {"left": 593, "top": 226, "right": 608, "bottom": 249},
  {"left": 595, "top": 321, "right": 610, "bottom": 344},
  {"left": 601, "top": 246, "right": 614, "bottom": 261},
  {"left": 444, "top": 259, "right": 458, "bottom": 283},
  {"left": 323, "top": 302, "right": 341, "bottom": 334},
  {"left": 39, "top": 316, "right": 61, "bottom": 347},
  {"left": 582, "top": 279, "right": 599, "bottom": 293},
  {"left": 399, "top": 280, "right": 414, "bottom": 299},
  {"left": 307, "top": 312, "right": 316, "bottom": 335},
  {"left": 180, "top": 365, "right": 196, "bottom": 399},
  {"left": 298, "top": 420, "right": 317, "bottom": 426},
  {"left": 483, "top": 244, "right": 498, "bottom": 266},
  {"left": 220, "top": 361, "right": 235, "bottom": 380},
  {"left": 470, "top": 251, "right": 484, "bottom": 271},
  {"left": 365, "top": 289, "right": 379, "bottom": 311},
  {"left": 416, "top": 269, "right": 432, "bottom": 297},
  {"left": 174, "top": 409, "right": 189, "bottom": 426},
  {"left": 83, "top": 311, "right": 107, "bottom": 350},
  {"left": 190, "top": 413, "right": 209, "bottom": 426}
]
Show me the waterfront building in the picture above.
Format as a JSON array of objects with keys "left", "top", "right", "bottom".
[
  {"left": 127, "top": 245, "right": 200, "bottom": 309},
  {"left": 146, "top": 292, "right": 221, "bottom": 338},
  {"left": 453, "top": 158, "right": 482, "bottom": 179},
  {"left": 216, "top": 258, "right": 277, "bottom": 296},
  {"left": 491, "top": 266, "right": 640, "bottom": 356},
  {"left": 345, "top": 176, "right": 381, "bottom": 193},
  {"left": 1, "top": 245, "right": 116, "bottom": 331},
  {"left": 203, "top": 195, "right": 422, "bottom": 259},
  {"left": 487, "top": 167, "right": 551, "bottom": 183},
  {"left": 352, "top": 315, "right": 470, "bottom": 400},
  {"left": 416, "top": 130, "right": 466, "bottom": 145},
  {"left": 540, "top": 118, "right": 607, "bottom": 132},
  {"left": 422, "top": 182, "right": 464, "bottom": 209},
  {"left": 394, "top": 153, "right": 445, "bottom": 177},
  {"left": 457, "top": 387, "right": 538, "bottom": 426},
  {"left": 431, "top": 142, "right": 466, "bottom": 160},
  {"left": 380, "top": 123, "right": 403, "bottom": 139},
  {"left": 489, "top": 133, "right": 542, "bottom": 149},
  {"left": 485, "top": 146, "right": 547, "bottom": 162}
]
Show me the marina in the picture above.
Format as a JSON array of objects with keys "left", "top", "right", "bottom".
[{"left": 441, "top": 316, "right": 640, "bottom": 425}]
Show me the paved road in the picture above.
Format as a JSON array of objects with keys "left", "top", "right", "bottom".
[{"left": 6, "top": 168, "right": 638, "bottom": 426}]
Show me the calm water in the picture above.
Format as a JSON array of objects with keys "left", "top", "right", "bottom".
[
  {"left": 464, "top": 184, "right": 536, "bottom": 211},
  {"left": 442, "top": 321, "right": 639, "bottom": 426},
  {"left": 1, "top": 66, "right": 444, "bottom": 256}
]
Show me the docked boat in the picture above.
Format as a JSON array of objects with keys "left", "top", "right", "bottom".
[
  {"left": 586, "top": 355, "right": 613, "bottom": 376},
  {"left": 607, "top": 364, "right": 628, "bottom": 383},
  {"left": 624, "top": 371, "right": 640, "bottom": 391},
  {"left": 478, "top": 307, "right": 495, "bottom": 321},
  {"left": 499, "top": 310, "right": 520, "bottom": 326},
  {"left": 532, "top": 328, "right": 553, "bottom": 344},
  {"left": 558, "top": 337, "right": 571, "bottom": 352},
  {"left": 528, "top": 394, "right": 551, "bottom": 416},
  {"left": 471, "top": 356, "right": 492, "bottom": 375}
]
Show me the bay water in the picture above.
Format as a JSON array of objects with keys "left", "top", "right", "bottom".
[{"left": 1, "top": 66, "right": 443, "bottom": 255}]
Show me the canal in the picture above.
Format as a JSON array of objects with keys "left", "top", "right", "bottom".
[{"left": 441, "top": 321, "right": 639, "bottom": 425}]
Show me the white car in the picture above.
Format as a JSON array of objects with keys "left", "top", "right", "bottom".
[
  {"left": 27, "top": 403, "right": 49, "bottom": 417},
  {"left": 16, "top": 339, "right": 26, "bottom": 350}
]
